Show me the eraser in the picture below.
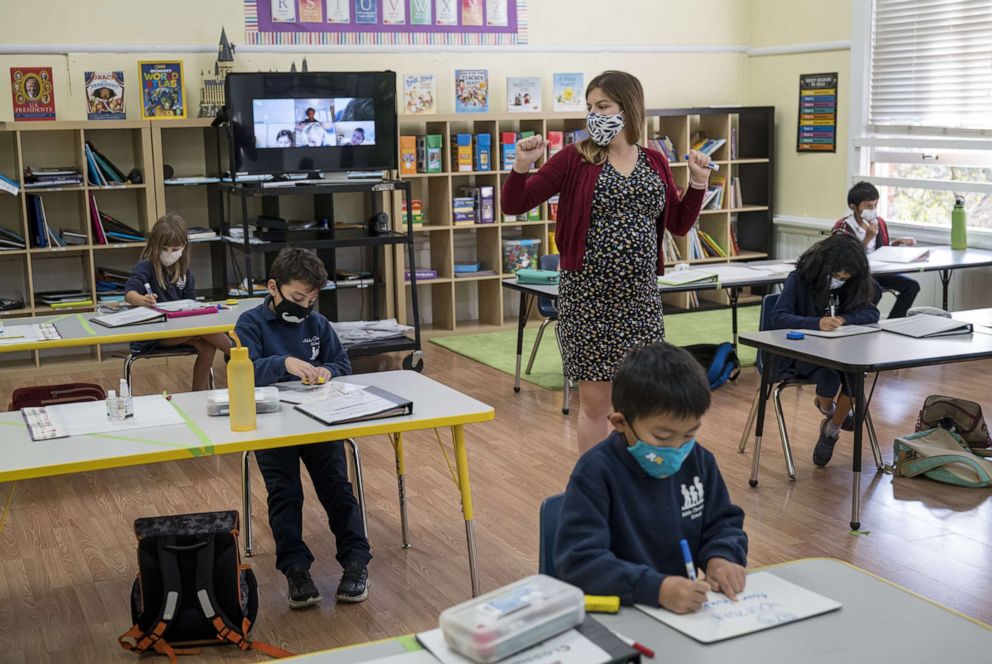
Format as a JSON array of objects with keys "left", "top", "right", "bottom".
[
  {"left": 584, "top": 595, "right": 620, "bottom": 614},
  {"left": 226, "top": 299, "right": 239, "bottom": 305},
  {"left": 786, "top": 331, "right": 805, "bottom": 340}
]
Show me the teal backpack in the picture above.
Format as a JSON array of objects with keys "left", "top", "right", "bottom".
[{"left": 894, "top": 428, "right": 992, "bottom": 488}]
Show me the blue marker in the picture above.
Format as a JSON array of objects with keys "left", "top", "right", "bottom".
[
  {"left": 679, "top": 539, "right": 697, "bottom": 580},
  {"left": 683, "top": 155, "right": 720, "bottom": 171}
]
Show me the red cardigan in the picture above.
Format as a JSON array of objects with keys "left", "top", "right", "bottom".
[{"left": 500, "top": 144, "right": 705, "bottom": 274}]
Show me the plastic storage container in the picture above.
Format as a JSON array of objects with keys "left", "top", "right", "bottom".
[
  {"left": 207, "top": 386, "right": 281, "bottom": 416},
  {"left": 502, "top": 238, "right": 541, "bottom": 273},
  {"left": 227, "top": 345, "right": 257, "bottom": 432},
  {"left": 439, "top": 575, "right": 584, "bottom": 663}
]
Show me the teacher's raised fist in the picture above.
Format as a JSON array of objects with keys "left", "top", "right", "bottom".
[{"left": 513, "top": 134, "right": 549, "bottom": 173}]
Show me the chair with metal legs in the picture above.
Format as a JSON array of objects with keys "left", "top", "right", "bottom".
[
  {"left": 738, "top": 293, "right": 884, "bottom": 484},
  {"left": 241, "top": 439, "right": 368, "bottom": 558},
  {"left": 123, "top": 346, "right": 215, "bottom": 393},
  {"left": 524, "top": 254, "right": 572, "bottom": 414}
]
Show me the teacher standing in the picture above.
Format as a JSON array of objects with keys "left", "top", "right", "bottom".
[{"left": 501, "top": 71, "right": 712, "bottom": 453}]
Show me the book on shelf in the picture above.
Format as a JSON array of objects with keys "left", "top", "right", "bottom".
[
  {"left": 85, "top": 71, "right": 126, "bottom": 120},
  {"left": 0, "top": 172, "right": 19, "bottom": 196},
  {"left": 399, "top": 135, "right": 417, "bottom": 175},
  {"left": 26, "top": 194, "right": 48, "bottom": 248},
  {"left": 549, "top": 195, "right": 560, "bottom": 222},
  {"left": 506, "top": 76, "right": 541, "bottom": 112},
  {"left": 402, "top": 199, "right": 424, "bottom": 225},
  {"left": 662, "top": 229, "right": 682, "bottom": 263},
  {"left": 729, "top": 221, "right": 741, "bottom": 256},
  {"left": 416, "top": 134, "right": 443, "bottom": 173},
  {"left": 97, "top": 266, "right": 131, "bottom": 283},
  {"left": 501, "top": 132, "right": 516, "bottom": 170},
  {"left": 454, "top": 262, "right": 482, "bottom": 273},
  {"left": 454, "top": 69, "right": 488, "bottom": 113},
  {"left": 552, "top": 73, "right": 584, "bottom": 112},
  {"left": 405, "top": 268, "right": 438, "bottom": 281},
  {"left": 0, "top": 225, "right": 26, "bottom": 249},
  {"left": 705, "top": 177, "right": 726, "bottom": 210},
  {"left": 697, "top": 228, "right": 727, "bottom": 258},
  {"left": 564, "top": 128, "right": 589, "bottom": 144},
  {"left": 87, "top": 141, "right": 127, "bottom": 184},
  {"left": 89, "top": 193, "right": 108, "bottom": 244},
  {"left": 649, "top": 136, "right": 679, "bottom": 162},
  {"left": 455, "top": 269, "right": 496, "bottom": 278},
  {"left": 10, "top": 67, "right": 56, "bottom": 121},
  {"left": 402, "top": 73, "right": 436, "bottom": 114},
  {"left": 474, "top": 133, "right": 491, "bottom": 171},
  {"left": 731, "top": 125, "right": 738, "bottom": 159},
  {"left": 451, "top": 133, "right": 473, "bottom": 172},
  {"left": 187, "top": 227, "right": 217, "bottom": 241},
  {"left": 690, "top": 133, "right": 727, "bottom": 156},
  {"left": 547, "top": 131, "right": 564, "bottom": 158}
]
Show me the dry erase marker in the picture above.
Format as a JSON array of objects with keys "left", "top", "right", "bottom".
[
  {"left": 683, "top": 155, "right": 720, "bottom": 171},
  {"left": 609, "top": 629, "right": 655, "bottom": 659},
  {"left": 679, "top": 538, "right": 697, "bottom": 580},
  {"left": 144, "top": 282, "right": 154, "bottom": 296}
]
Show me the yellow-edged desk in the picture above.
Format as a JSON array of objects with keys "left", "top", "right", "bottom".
[
  {"left": 0, "top": 298, "right": 265, "bottom": 354},
  {"left": 278, "top": 558, "right": 992, "bottom": 663},
  {"left": 0, "top": 370, "right": 494, "bottom": 596}
]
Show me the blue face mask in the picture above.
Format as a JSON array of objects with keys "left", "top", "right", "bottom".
[{"left": 626, "top": 429, "right": 697, "bottom": 478}]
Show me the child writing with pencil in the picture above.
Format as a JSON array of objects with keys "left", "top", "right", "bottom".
[
  {"left": 234, "top": 247, "right": 371, "bottom": 609},
  {"left": 555, "top": 342, "right": 748, "bottom": 614},
  {"left": 124, "top": 214, "right": 230, "bottom": 391},
  {"left": 772, "top": 233, "right": 880, "bottom": 467}
]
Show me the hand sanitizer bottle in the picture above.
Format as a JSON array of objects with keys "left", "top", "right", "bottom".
[{"left": 119, "top": 378, "right": 134, "bottom": 418}]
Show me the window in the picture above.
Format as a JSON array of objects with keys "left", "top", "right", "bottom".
[{"left": 852, "top": 0, "right": 992, "bottom": 229}]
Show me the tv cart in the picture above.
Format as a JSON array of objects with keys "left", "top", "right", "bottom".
[{"left": 215, "top": 178, "right": 424, "bottom": 371}]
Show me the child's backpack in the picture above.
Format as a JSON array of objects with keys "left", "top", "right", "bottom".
[
  {"left": 118, "top": 510, "right": 293, "bottom": 662},
  {"left": 915, "top": 395, "right": 992, "bottom": 455},
  {"left": 9, "top": 382, "right": 105, "bottom": 410},
  {"left": 684, "top": 342, "right": 741, "bottom": 390},
  {"left": 894, "top": 428, "right": 992, "bottom": 488}
]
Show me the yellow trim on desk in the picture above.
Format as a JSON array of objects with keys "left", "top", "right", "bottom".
[
  {"left": 0, "top": 322, "right": 239, "bottom": 353},
  {"left": 0, "top": 408, "right": 495, "bottom": 483},
  {"left": 280, "top": 634, "right": 418, "bottom": 661},
  {"left": 759, "top": 557, "right": 992, "bottom": 631}
]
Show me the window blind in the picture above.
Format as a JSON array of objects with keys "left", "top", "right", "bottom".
[{"left": 870, "top": 0, "right": 992, "bottom": 132}]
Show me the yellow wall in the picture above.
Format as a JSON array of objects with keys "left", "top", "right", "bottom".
[
  {"left": 0, "top": 0, "right": 750, "bottom": 121},
  {"left": 746, "top": 0, "right": 853, "bottom": 220}
]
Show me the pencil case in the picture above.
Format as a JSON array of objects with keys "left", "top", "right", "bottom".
[
  {"left": 206, "top": 387, "right": 281, "bottom": 416},
  {"left": 515, "top": 268, "right": 559, "bottom": 285}
]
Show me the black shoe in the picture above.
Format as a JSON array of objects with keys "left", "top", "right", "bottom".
[
  {"left": 813, "top": 418, "right": 839, "bottom": 468},
  {"left": 336, "top": 560, "right": 369, "bottom": 603},
  {"left": 841, "top": 411, "right": 855, "bottom": 431},
  {"left": 286, "top": 565, "right": 321, "bottom": 609}
]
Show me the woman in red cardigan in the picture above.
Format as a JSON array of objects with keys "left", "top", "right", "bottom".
[{"left": 502, "top": 71, "right": 711, "bottom": 453}]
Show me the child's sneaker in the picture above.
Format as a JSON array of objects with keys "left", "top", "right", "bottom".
[
  {"left": 841, "top": 411, "right": 855, "bottom": 431},
  {"left": 813, "top": 418, "right": 839, "bottom": 467},
  {"left": 335, "top": 560, "right": 369, "bottom": 603},
  {"left": 286, "top": 565, "right": 321, "bottom": 609}
]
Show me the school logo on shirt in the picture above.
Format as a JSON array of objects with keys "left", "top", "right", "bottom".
[
  {"left": 680, "top": 476, "right": 705, "bottom": 519},
  {"left": 302, "top": 335, "right": 320, "bottom": 361}
]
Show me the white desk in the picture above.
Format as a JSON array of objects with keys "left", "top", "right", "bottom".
[{"left": 0, "top": 370, "right": 494, "bottom": 595}]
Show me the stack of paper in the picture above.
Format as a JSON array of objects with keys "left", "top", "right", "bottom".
[
  {"left": 870, "top": 246, "right": 931, "bottom": 264},
  {"left": 331, "top": 319, "right": 414, "bottom": 347},
  {"left": 0, "top": 323, "right": 62, "bottom": 345}
]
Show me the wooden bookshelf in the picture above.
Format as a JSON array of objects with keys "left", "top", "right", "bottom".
[
  {"left": 0, "top": 120, "right": 155, "bottom": 368},
  {"left": 392, "top": 107, "right": 775, "bottom": 329}
]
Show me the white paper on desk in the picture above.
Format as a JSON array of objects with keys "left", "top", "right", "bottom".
[
  {"left": 802, "top": 324, "right": 881, "bottom": 338},
  {"left": 153, "top": 299, "right": 208, "bottom": 312},
  {"left": 417, "top": 627, "right": 610, "bottom": 664},
  {"left": 869, "top": 245, "right": 931, "bottom": 264},
  {"left": 748, "top": 262, "right": 796, "bottom": 276},
  {"left": 0, "top": 323, "right": 61, "bottom": 345},
  {"left": 272, "top": 380, "right": 362, "bottom": 405},
  {"left": 297, "top": 388, "right": 405, "bottom": 423},
  {"left": 636, "top": 571, "right": 841, "bottom": 643},
  {"left": 709, "top": 265, "right": 783, "bottom": 282},
  {"left": 91, "top": 307, "right": 164, "bottom": 327},
  {"left": 26, "top": 395, "right": 184, "bottom": 440}
]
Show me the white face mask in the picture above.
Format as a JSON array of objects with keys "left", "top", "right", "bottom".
[
  {"left": 860, "top": 208, "right": 877, "bottom": 223},
  {"left": 586, "top": 111, "right": 626, "bottom": 147},
  {"left": 160, "top": 249, "right": 183, "bottom": 267},
  {"left": 830, "top": 277, "right": 847, "bottom": 290}
]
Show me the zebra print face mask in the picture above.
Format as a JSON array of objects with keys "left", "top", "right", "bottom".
[{"left": 586, "top": 111, "right": 625, "bottom": 147}]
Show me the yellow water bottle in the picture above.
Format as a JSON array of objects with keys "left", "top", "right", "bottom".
[{"left": 227, "top": 332, "right": 256, "bottom": 432}]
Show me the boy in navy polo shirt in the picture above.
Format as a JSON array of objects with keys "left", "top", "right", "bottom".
[
  {"left": 235, "top": 248, "right": 371, "bottom": 609},
  {"left": 555, "top": 342, "right": 747, "bottom": 614}
]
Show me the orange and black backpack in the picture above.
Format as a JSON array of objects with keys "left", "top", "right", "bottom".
[{"left": 118, "top": 510, "right": 293, "bottom": 662}]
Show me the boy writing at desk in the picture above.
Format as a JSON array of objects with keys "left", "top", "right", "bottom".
[
  {"left": 235, "top": 248, "right": 371, "bottom": 609},
  {"left": 555, "top": 342, "right": 748, "bottom": 613}
]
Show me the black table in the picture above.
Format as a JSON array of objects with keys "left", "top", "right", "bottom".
[{"left": 737, "top": 328, "right": 992, "bottom": 530}]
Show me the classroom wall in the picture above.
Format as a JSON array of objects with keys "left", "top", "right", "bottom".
[
  {"left": 745, "top": 0, "right": 853, "bottom": 221},
  {"left": 0, "top": 0, "right": 752, "bottom": 122}
]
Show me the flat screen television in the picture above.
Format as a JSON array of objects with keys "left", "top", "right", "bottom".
[{"left": 225, "top": 71, "right": 397, "bottom": 176}]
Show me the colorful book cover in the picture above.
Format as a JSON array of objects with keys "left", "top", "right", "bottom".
[
  {"left": 355, "top": 0, "right": 377, "bottom": 24},
  {"left": 461, "top": 0, "right": 483, "bottom": 26},
  {"left": 410, "top": 0, "right": 431, "bottom": 24},
  {"left": 139, "top": 61, "right": 186, "bottom": 119},
  {"left": 507, "top": 76, "right": 541, "bottom": 113},
  {"left": 403, "top": 74, "right": 436, "bottom": 114},
  {"left": 399, "top": 136, "right": 418, "bottom": 175},
  {"left": 85, "top": 71, "right": 125, "bottom": 120},
  {"left": 10, "top": 67, "right": 55, "bottom": 121},
  {"left": 455, "top": 69, "right": 488, "bottom": 113},
  {"left": 553, "top": 73, "right": 584, "bottom": 112},
  {"left": 298, "top": 0, "right": 323, "bottom": 22}
]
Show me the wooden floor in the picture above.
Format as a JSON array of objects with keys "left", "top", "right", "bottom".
[{"left": 1, "top": 333, "right": 991, "bottom": 662}]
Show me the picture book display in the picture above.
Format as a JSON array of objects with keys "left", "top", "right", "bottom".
[
  {"left": 403, "top": 74, "right": 436, "bottom": 114},
  {"left": 10, "top": 67, "right": 55, "bottom": 120},
  {"left": 553, "top": 73, "right": 584, "bottom": 112},
  {"left": 636, "top": 571, "right": 841, "bottom": 643},
  {"left": 252, "top": 96, "right": 377, "bottom": 148},
  {"left": 85, "top": 71, "right": 126, "bottom": 120},
  {"left": 455, "top": 69, "right": 489, "bottom": 113},
  {"left": 139, "top": 61, "right": 186, "bottom": 119},
  {"left": 507, "top": 76, "right": 541, "bottom": 112}
]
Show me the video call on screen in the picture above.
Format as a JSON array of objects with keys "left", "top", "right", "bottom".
[{"left": 253, "top": 97, "right": 377, "bottom": 148}]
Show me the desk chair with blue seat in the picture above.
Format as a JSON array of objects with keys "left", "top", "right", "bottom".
[
  {"left": 526, "top": 254, "right": 572, "bottom": 415},
  {"left": 538, "top": 493, "right": 564, "bottom": 577},
  {"left": 738, "top": 293, "right": 883, "bottom": 485}
]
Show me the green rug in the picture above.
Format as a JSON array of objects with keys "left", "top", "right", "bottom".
[{"left": 431, "top": 306, "right": 760, "bottom": 390}]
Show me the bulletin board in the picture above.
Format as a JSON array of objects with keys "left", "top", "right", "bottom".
[
  {"left": 797, "top": 72, "right": 837, "bottom": 153},
  {"left": 244, "top": 1, "right": 529, "bottom": 46}
]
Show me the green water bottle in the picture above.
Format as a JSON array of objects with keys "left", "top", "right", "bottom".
[{"left": 951, "top": 195, "right": 967, "bottom": 250}]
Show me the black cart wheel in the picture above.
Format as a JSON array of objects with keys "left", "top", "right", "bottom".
[{"left": 403, "top": 352, "right": 424, "bottom": 372}]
